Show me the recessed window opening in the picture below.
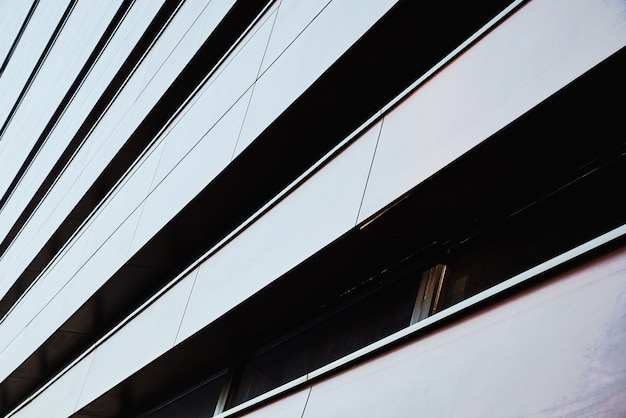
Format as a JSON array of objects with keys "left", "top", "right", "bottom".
[
  {"left": 226, "top": 271, "right": 421, "bottom": 408},
  {"left": 143, "top": 372, "right": 227, "bottom": 417},
  {"left": 130, "top": 43, "right": 626, "bottom": 418},
  {"left": 137, "top": 150, "right": 626, "bottom": 418},
  {"left": 436, "top": 157, "right": 626, "bottom": 313}
]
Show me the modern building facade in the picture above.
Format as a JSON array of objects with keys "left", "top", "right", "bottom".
[{"left": 0, "top": 0, "right": 625, "bottom": 416}]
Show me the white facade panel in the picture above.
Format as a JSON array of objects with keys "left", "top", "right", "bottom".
[
  {"left": 0, "top": 1, "right": 33, "bottom": 62},
  {"left": 0, "top": 0, "right": 165, "bottom": 248},
  {"left": 0, "top": 284, "right": 67, "bottom": 382},
  {"left": 10, "top": 353, "right": 95, "bottom": 418},
  {"left": 124, "top": 0, "right": 238, "bottom": 140},
  {"left": 0, "top": 209, "right": 142, "bottom": 382},
  {"left": 358, "top": 0, "right": 626, "bottom": 223},
  {"left": 129, "top": 89, "right": 251, "bottom": 255},
  {"left": 0, "top": 1, "right": 70, "bottom": 126},
  {"left": 196, "top": 0, "right": 240, "bottom": 47},
  {"left": 300, "top": 245, "right": 626, "bottom": 418},
  {"left": 0, "top": 0, "right": 120, "bottom": 199},
  {"left": 80, "top": 145, "right": 161, "bottom": 254},
  {"left": 177, "top": 121, "right": 381, "bottom": 343},
  {"left": 135, "top": 0, "right": 214, "bottom": 95},
  {"left": 237, "top": 387, "right": 311, "bottom": 418},
  {"left": 149, "top": 6, "right": 275, "bottom": 187},
  {"left": 75, "top": 275, "right": 195, "bottom": 409},
  {"left": 0, "top": 0, "right": 624, "bottom": 416},
  {"left": 258, "top": 0, "right": 331, "bottom": 74},
  {"left": 233, "top": 0, "right": 397, "bottom": 156},
  {"left": 58, "top": 209, "right": 142, "bottom": 321}
]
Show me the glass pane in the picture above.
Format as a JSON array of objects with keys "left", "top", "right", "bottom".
[
  {"left": 229, "top": 274, "right": 419, "bottom": 407},
  {"left": 145, "top": 374, "right": 226, "bottom": 418}
]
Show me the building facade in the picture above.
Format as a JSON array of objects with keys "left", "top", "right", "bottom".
[{"left": 0, "top": 0, "right": 625, "bottom": 416}]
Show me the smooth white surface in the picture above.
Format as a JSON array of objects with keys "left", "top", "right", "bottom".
[
  {"left": 300, "top": 245, "right": 626, "bottom": 417},
  {"left": 0, "top": 1, "right": 33, "bottom": 62},
  {"left": 149, "top": 5, "right": 276, "bottom": 187},
  {"left": 358, "top": 0, "right": 626, "bottom": 222},
  {"left": 0, "top": 209, "right": 142, "bottom": 383},
  {"left": 123, "top": 0, "right": 236, "bottom": 143},
  {"left": 0, "top": 276, "right": 68, "bottom": 383},
  {"left": 258, "top": 0, "right": 331, "bottom": 74},
  {"left": 0, "top": 1, "right": 69, "bottom": 128},
  {"left": 10, "top": 352, "right": 95, "bottom": 418},
  {"left": 234, "top": 386, "right": 311, "bottom": 418},
  {"left": 80, "top": 143, "right": 161, "bottom": 255},
  {"left": 233, "top": 0, "right": 397, "bottom": 156},
  {"left": 0, "top": 0, "right": 166, "bottom": 302},
  {"left": 176, "top": 121, "right": 381, "bottom": 343},
  {"left": 134, "top": 0, "right": 214, "bottom": 96},
  {"left": 196, "top": 0, "right": 239, "bottom": 48},
  {"left": 0, "top": 0, "right": 165, "bottom": 257},
  {"left": 5, "top": 0, "right": 270, "bottom": 273},
  {"left": 75, "top": 274, "right": 195, "bottom": 409},
  {"left": 129, "top": 89, "right": 252, "bottom": 255},
  {"left": 58, "top": 209, "right": 142, "bottom": 321},
  {"left": 0, "top": 0, "right": 120, "bottom": 199},
  {"left": 2, "top": 0, "right": 625, "bottom": 416}
]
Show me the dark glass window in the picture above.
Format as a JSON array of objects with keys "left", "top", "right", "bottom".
[
  {"left": 437, "top": 156, "right": 626, "bottom": 312},
  {"left": 228, "top": 274, "right": 420, "bottom": 408},
  {"left": 143, "top": 373, "right": 226, "bottom": 418}
]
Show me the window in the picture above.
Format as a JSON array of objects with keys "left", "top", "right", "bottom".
[{"left": 227, "top": 273, "right": 420, "bottom": 408}]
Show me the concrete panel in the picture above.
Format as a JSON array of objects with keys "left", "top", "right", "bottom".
[
  {"left": 358, "top": 0, "right": 626, "bottom": 222},
  {"left": 176, "top": 121, "right": 381, "bottom": 343}
]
